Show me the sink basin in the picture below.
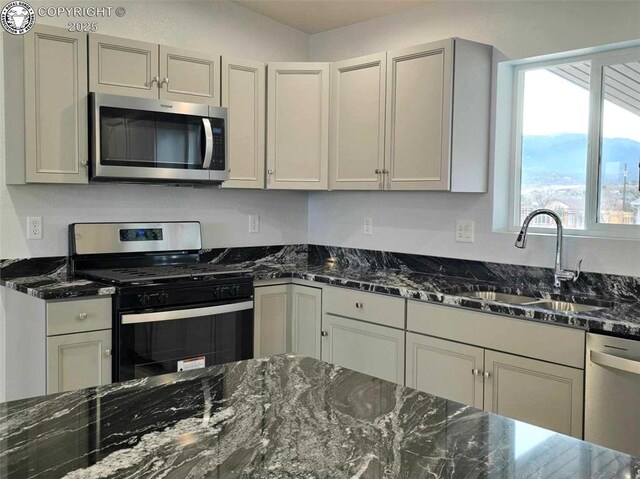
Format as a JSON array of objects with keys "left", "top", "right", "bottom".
[
  {"left": 461, "top": 291, "right": 539, "bottom": 304},
  {"left": 533, "top": 300, "right": 605, "bottom": 313}
]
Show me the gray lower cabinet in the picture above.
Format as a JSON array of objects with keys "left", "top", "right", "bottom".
[
  {"left": 321, "top": 314, "right": 405, "bottom": 384},
  {"left": 254, "top": 284, "right": 289, "bottom": 357},
  {"left": 406, "top": 331, "right": 584, "bottom": 438},
  {"left": 484, "top": 350, "right": 583, "bottom": 438},
  {"left": 47, "top": 329, "right": 112, "bottom": 394},
  {"left": 406, "top": 332, "right": 484, "bottom": 408},
  {"left": 290, "top": 285, "right": 322, "bottom": 359}
]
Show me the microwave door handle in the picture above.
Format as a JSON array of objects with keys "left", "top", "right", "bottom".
[
  {"left": 121, "top": 300, "right": 253, "bottom": 325},
  {"left": 202, "top": 118, "right": 214, "bottom": 169}
]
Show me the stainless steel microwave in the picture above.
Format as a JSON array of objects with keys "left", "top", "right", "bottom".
[{"left": 90, "top": 93, "right": 228, "bottom": 184}]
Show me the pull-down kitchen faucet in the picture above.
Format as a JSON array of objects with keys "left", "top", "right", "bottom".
[{"left": 515, "top": 209, "right": 582, "bottom": 288}]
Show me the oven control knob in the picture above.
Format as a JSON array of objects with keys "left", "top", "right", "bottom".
[
  {"left": 159, "top": 292, "right": 169, "bottom": 305},
  {"left": 139, "top": 293, "right": 151, "bottom": 306}
]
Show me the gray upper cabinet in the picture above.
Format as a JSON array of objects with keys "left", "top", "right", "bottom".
[
  {"left": 159, "top": 45, "right": 220, "bottom": 105},
  {"left": 266, "top": 62, "right": 330, "bottom": 190},
  {"left": 89, "top": 34, "right": 220, "bottom": 105},
  {"left": 4, "top": 25, "right": 89, "bottom": 184},
  {"left": 221, "top": 57, "right": 266, "bottom": 189},
  {"left": 89, "top": 34, "right": 158, "bottom": 99},
  {"left": 329, "top": 53, "right": 386, "bottom": 190},
  {"left": 385, "top": 38, "right": 492, "bottom": 192}
]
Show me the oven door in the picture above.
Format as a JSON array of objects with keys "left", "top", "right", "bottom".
[
  {"left": 117, "top": 299, "right": 253, "bottom": 381},
  {"left": 91, "top": 93, "right": 228, "bottom": 183}
]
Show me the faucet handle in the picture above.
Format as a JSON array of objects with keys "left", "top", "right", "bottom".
[{"left": 573, "top": 259, "right": 583, "bottom": 282}]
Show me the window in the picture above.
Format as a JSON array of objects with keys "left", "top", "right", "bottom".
[{"left": 509, "top": 45, "right": 640, "bottom": 238}]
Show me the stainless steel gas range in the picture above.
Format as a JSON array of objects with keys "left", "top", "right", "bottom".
[{"left": 69, "top": 221, "right": 253, "bottom": 382}]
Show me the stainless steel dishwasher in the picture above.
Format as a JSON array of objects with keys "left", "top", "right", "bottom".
[{"left": 585, "top": 333, "right": 640, "bottom": 456}]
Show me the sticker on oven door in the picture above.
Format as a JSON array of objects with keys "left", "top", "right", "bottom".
[{"left": 177, "top": 356, "right": 206, "bottom": 372}]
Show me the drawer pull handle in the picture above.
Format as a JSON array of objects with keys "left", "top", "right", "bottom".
[
  {"left": 355, "top": 302, "right": 363, "bottom": 309},
  {"left": 104, "top": 349, "right": 112, "bottom": 357},
  {"left": 78, "top": 312, "right": 88, "bottom": 320},
  {"left": 483, "top": 371, "right": 491, "bottom": 379},
  {"left": 472, "top": 368, "right": 480, "bottom": 376},
  {"left": 321, "top": 331, "right": 328, "bottom": 337}
]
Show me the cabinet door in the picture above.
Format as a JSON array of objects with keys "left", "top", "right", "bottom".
[
  {"left": 322, "top": 314, "right": 404, "bottom": 384},
  {"left": 484, "top": 350, "right": 584, "bottom": 438},
  {"left": 254, "top": 285, "right": 290, "bottom": 357},
  {"left": 221, "top": 57, "right": 266, "bottom": 189},
  {"left": 89, "top": 34, "right": 159, "bottom": 99},
  {"left": 267, "top": 62, "right": 329, "bottom": 190},
  {"left": 159, "top": 45, "right": 220, "bottom": 105},
  {"left": 291, "top": 285, "right": 322, "bottom": 359},
  {"left": 385, "top": 39, "right": 453, "bottom": 190},
  {"left": 329, "top": 53, "right": 386, "bottom": 190},
  {"left": 47, "top": 329, "right": 112, "bottom": 394},
  {"left": 23, "top": 25, "right": 88, "bottom": 183},
  {"left": 406, "top": 333, "right": 484, "bottom": 408}
]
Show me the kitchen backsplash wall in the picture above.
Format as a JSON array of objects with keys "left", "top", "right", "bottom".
[{"left": 0, "top": 0, "right": 311, "bottom": 260}]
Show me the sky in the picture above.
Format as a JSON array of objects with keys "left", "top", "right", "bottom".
[{"left": 522, "top": 67, "right": 640, "bottom": 142}]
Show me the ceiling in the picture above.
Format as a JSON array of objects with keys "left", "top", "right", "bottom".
[{"left": 231, "top": 0, "right": 432, "bottom": 34}]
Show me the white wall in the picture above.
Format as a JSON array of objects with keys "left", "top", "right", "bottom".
[
  {"left": 308, "top": 1, "right": 640, "bottom": 277},
  {"left": 0, "top": 0, "right": 311, "bottom": 259}
]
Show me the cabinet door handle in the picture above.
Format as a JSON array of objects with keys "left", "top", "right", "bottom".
[
  {"left": 160, "top": 77, "right": 169, "bottom": 87},
  {"left": 149, "top": 75, "right": 159, "bottom": 87},
  {"left": 472, "top": 368, "right": 480, "bottom": 376},
  {"left": 267, "top": 169, "right": 274, "bottom": 175},
  {"left": 78, "top": 312, "right": 88, "bottom": 320},
  {"left": 483, "top": 371, "right": 491, "bottom": 379},
  {"left": 321, "top": 331, "right": 328, "bottom": 337},
  {"left": 355, "top": 302, "right": 363, "bottom": 309},
  {"left": 80, "top": 160, "right": 88, "bottom": 168},
  {"left": 375, "top": 169, "right": 382, "bottom": 174},
  {"left": 104, "top": 349, "right": 112, "bottom": 357}
]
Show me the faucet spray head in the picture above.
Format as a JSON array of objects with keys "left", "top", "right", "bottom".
[{"left": 514, "top": 229, "right": 527, "bottom": 248}]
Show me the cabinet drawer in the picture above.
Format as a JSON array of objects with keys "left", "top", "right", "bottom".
[
  {"left": 407, "top": 300, "right": 585, "bottom": 369},
  {"left": 323, "top": 286, "right": 405, "bottom": 329},
  {"left": 46, "top": 297, "right": 112, "bottom": 336}
]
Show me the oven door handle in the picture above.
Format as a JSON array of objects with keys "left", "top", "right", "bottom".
[
  {"left": 202, "top": 118, "right": 214, "bottom": 169},
  {"left": 121, "top": 300, "right": 253, "bottom": 325}
]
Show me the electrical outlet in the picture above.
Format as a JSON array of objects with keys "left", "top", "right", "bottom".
[
  {"left": 363, "top": 216, "right": 373, "bottom": 236},
  {"left": 27, "top": 216, "right": 42, "bottom": 240},
  {"left": 249, "top": 215, "right": 260, "bottom": 233},
  {"left": 455, "top": 219, "right": 474, "bottom": 243}
]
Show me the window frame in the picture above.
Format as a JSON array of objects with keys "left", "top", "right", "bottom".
[{"left": 508, "top": 46, "right": 640, "bottom": 240}]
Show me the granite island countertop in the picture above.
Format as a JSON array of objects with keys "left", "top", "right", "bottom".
[
  {"left": 1, "top": 354, "right": 638, "bottom": 479},
  {"left": 2, "top": 257, "right": 640, "bottom": 339}
]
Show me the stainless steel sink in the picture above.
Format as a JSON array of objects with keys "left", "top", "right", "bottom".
[
  {"left": 461, "top": 291, "right": 539, "bottom": 304},
  {"left": 533, "top": 300, "right": 605, "bottom": 313}
]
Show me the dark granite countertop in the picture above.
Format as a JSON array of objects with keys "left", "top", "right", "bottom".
[
  {"left": 1, "top": 354, "right": 638, "bottom": 479},
  {"left": 2, "top": 256, "right": 640, "bottom": 339}
]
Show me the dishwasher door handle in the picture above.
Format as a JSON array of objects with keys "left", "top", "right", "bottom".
[{"left": 591, "top": 350, "right": 640, "bottom": 375}]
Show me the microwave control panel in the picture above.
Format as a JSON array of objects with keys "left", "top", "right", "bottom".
[{"left": 210, "top": 118, "right": 225, "bottom": 171}]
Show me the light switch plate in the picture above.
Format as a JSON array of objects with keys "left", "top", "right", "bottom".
[
  {"left": 249, "top": 215, "right": 260, "bottom": 233},
  {"left": 363, "top": 217, "right": 373, "bottom": 235},
  {"left": 455, "top": 219, "right": 474, "bottom": 243}
]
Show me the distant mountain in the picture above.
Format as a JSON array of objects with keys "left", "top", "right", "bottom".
[{"left": 521, "top": 134, "right": 640, "bottom": 187}]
